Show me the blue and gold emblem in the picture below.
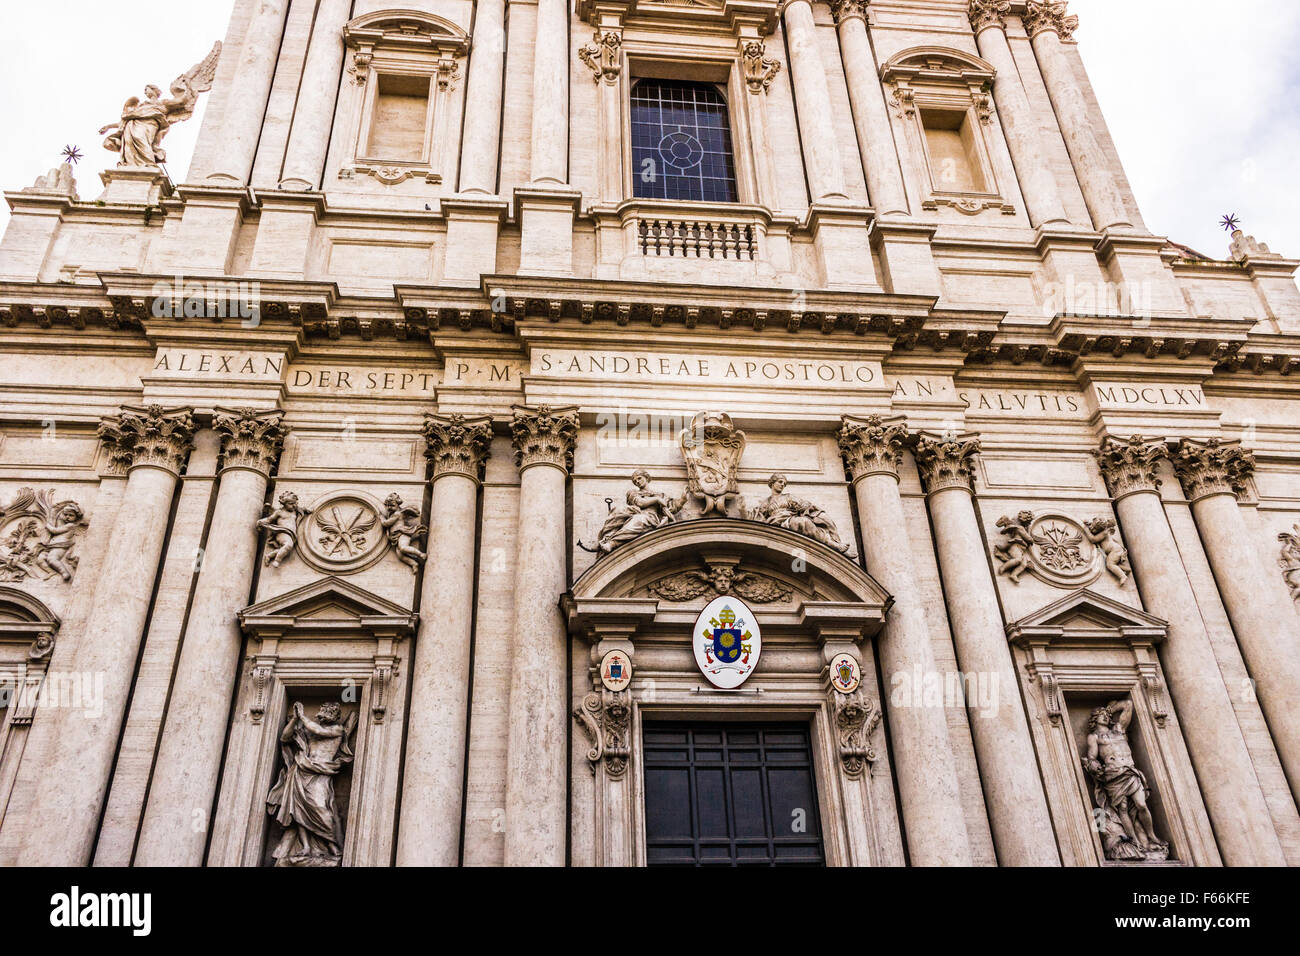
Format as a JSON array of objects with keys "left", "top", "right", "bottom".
[{"left": 694, "top": 596, "right": 761, "bottom": 689}]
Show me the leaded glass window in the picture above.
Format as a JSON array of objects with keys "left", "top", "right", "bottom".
[{"left": 631, "top": 79, "right": 740, "bottom": 204}]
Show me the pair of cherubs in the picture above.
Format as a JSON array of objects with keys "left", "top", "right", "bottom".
[{"left": 256, "top": 491, "right": 426, "bottom": 571}]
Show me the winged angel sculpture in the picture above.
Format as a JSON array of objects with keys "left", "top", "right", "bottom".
[{"left": 99, "top": 42, "right": 222, "bottom": 168}]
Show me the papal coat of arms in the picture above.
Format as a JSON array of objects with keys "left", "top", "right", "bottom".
[
  {"left": 693, "top": 595, "right": 762, "bottom": 689},
  {"left": 679, "top": 411, "right": 746, "bottom": 516}
]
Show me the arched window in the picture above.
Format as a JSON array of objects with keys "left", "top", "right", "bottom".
[{"left": 631, "top": 79, "right": 739, "bottom": 203}]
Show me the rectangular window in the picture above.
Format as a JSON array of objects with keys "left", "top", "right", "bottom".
[
  {"left": 642, "top": 722, "right": 825, "bottom": 866},
  {"left": 631, "top": 79, "right": 739, "bottom": 204},
  {"left": 366, "top": 73, "right": 431, "bottom": 163},
  {"left": 922, "top": 108, "right": 987, "bottom": 193}
]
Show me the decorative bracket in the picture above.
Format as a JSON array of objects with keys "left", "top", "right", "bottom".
[{"left": 574, "top": 690, "right": 632, "bottom": 778}]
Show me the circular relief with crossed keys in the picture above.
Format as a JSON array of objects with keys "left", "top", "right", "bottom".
[{"left": 297, "top": 490, "right": 389, "bottom": 574}]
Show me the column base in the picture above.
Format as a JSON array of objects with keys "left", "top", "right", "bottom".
[
  {"left": 806, "top": 203, "right": 881, "bottom": 291},
  {"left": 869, "top": 217, "right": 942, "bottom": 298},
  {"left": 515, "top": 185, "right": 581, "bottom": 277},
  {"left": 443, "top": 195, "right": 510, "bottom": 287},
  {"left": 247, "top": 190, "right": 327, "bottom": 280}
]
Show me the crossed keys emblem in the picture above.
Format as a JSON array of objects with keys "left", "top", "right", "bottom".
[{"left": 316, "top": 505, "right": 376, "bottom": 557}]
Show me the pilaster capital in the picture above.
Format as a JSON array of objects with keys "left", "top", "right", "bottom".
[
  {"left": 913, "top": 430, "right": 981, "bottom": 495},
  {"left": 967, "top": 0, "right": 1011, "bottom": 33},
  {"left": 1094, "top": 435, "right": 1167, "bottom": 500},
  {"left": 741, "top": 39, "right": 782, "bottom": 94},
  {"left": 213, "top": 407, "right": 287, "bottom": 477},
  {"left": 1023, "top": 0, "right": 1078, "bottom": 41},
  {"left": 424, "top": 413, "right": 494, "bottom": 482},
  {"left": 1172, "top": 438, "right": 1255, "bottom": 503},
  {"left": 511, "top": 405, "right": 580, "bottom": 474},
  {"left": 98, "top": 404, "right": 196, "bottom": 476},
  {"left": 96, "top": 421, "right": 137, "bottom": 478},
  {"left": 838, "top": 414, "right": 910, "bottom": 483},
  {"left": 828, "top": 0, "right": 868, "bottom": 27}
]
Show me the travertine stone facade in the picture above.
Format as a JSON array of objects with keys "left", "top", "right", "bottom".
[{"left": 1, "top": 0, "right": 1298, "bottom": 867}]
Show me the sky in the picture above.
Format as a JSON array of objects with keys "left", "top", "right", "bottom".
[{"left": 0, "top": 0, "right": 1297, "bottom": 260}]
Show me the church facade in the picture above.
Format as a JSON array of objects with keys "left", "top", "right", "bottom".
[{"left": 1, "top": 0, "right": 1299, "bottom": 867}]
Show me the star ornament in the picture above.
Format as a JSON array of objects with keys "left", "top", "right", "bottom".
[
  {"left": 1220, "top": 213, "right": 1241, "bottom": 233},
  {"left": 61, "top": 145, "right": 83, "bottom": 166}
]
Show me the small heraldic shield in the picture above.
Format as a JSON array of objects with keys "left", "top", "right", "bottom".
[
  {"left": 829, "top": 652, "right": 861, "bottom": 694},
  {"left": 693, "top": 595, "right": 761, "bottom": 689}
]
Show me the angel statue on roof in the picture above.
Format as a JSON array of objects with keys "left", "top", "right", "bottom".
[{"left": 99, "top": 42, "right": 222, "bottom": 168}]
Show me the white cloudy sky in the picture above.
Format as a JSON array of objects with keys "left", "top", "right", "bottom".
[{"left": 0, "top": 0, "right": 1297, "bottom": 260}]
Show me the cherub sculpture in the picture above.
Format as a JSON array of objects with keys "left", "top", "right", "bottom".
[
  {"left": 380, "top": 494, "right": 427, "bottom": 571},
  {"left": 257, "top": 492, "right": 311, "bottom": 569},
  {"left": 99, "top": 42, "right": 221, "bottom": 168},
  {"left": 1085, "top": 516, "right": 1131, "bottom": 586},
  {"left": 993, "top": 511, "right": 1036, "bottom": 583},
  {"left": 33, "top": 501, "right": 88, "bottom": 583}
]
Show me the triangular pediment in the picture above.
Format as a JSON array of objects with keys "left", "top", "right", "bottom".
[
  {"left": 240, "top": 577, "right": 416, "bottom": 633},
  {"left": 1009, "top": 589, "right": 1166, "bottom": 634}
]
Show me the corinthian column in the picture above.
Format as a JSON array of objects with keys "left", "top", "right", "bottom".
[
  {"left": 19, "top": 406, "right": 195, "bottom": 866},
  {"left": 1022, "top": 1, "right": 1130, "bottom": 231},
  {"left": 782, "top": 0, "right": 849, "bottom": 202},
  {"left": 914, "top": 432, "right": 1060, "bottom": 866},
  {"left": 1171, "top": 439, "right": 1300, "bottom": 805},
  {"left": 458, "top": 0, "right": 507, "bottom": 193},
  {"left": 397, "top": 414, "right": 494, "bottom": 867},
  {"left": 196, "top": 0, "right": 293, "bottom": 184},
  {"left": 1095, "top": 437, "right": 1286, "bottom": 865},
  {"left": 838, "top": 417, "right": 973, "bottom": 865},
  {"left": 279, "top": 0, "right": 354, "bottom": 190},
  {"left": 134, "top": 409, "right": 288, "bottom": 866},
  {"left": 966, "top": 0, "right": 1069, "bottom": 227},
  {"left": 829, "top": 1, "right": 908, "bottom": 216},
  {"left": 530, "top": 0, "right": 570, "bottom": 184},
  {"left": 503, "top": 405, "right": 579, "bottom": 866}
]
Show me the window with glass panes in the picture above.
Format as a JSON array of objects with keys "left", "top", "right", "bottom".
[{"left": 631, "top": 79, "right": 740, "bottom": 203}]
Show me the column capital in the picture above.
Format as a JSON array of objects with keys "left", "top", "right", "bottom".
[
  {"left": 828, "top": 0, "right": 868, "bottom": 27},
  {"left": 1172, "top": 438, "right": 1255, "bottom": 503},
  {"left": 511, "top": 405, "right": 580, "bottom": 474},
  {"left": 96, "top": 424, "right": 137, "bottom": 478},
  {"left": 98, "top": 405, "right": 196, "bottom": 476},
  {"left": 967, "top": 0, "right": 1011, "bottom": 33},
  {"left": 838, "top": 414, "right": 909, "bottom": 483},
  {"left": 424, "top": 413, "right": 494, "bottom": 481},
  {"left": 1023, "top": 0, "right": 1078, "bottom": 41},
  {"left": 1094, "top": 435, "right": 1167, "bottom": 500},
  {"left": 212, "top": 407, "right": 287, "bottom": 477},
  {"left": 913, "top": 431, "right": 981, "bottom": 495}
]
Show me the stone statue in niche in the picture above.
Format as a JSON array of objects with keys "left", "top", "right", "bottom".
[
  {"left": 1280, "top": 525, "right": 1300, "bottom": 605},
  {"left": 1085, "top": 517, "right": 1131, "bottom": 586},
  {"left": 679, "top": 411, "right": 746, "bottom": 517},
  {"left": 1082, "top": 700, "right": 1169, "bottom": 862},
  {"left": 380, "top": 494, "right": 427, "bottom": 571},
  {"left": 750, "top": 474, "right": 857, "bottom": 558},
  {"left": 257, "top": 492, "right": 312, "bottom": 569},
  {"left": 0, "top": 488, "right": 89, "bottom": 584},
  {"left": 98, "top": 42, "right": 221, "bottom": 167},
  {"left": 993, "top": 512, "right": 1036, "bottom": 583},
  {"left": 266, "top": 701, "right": 358, "bottom": 867},
  {"left": 597, "top": 470, "right": 685, "bottom": 553}
]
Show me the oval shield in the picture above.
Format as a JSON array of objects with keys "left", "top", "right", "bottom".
[{"left": 693, "top": 595, "right": 762, "bottom": 689}]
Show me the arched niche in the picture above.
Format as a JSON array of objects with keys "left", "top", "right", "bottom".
[
  {"left": 0, "top": 587, "right": 60, "bottom": 829},
  {"left": 563, "top": 519, "right": 903, "bottom": 868}
]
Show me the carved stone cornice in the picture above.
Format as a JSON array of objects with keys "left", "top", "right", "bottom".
[
  {"left": 838, "top": 414, "right": 910, "bottom": 483},
  {"left": 967, "top": 0, "right": 1011, "bottom": 32},
  {"left": 1023, "top": 0, "right": 1079, "bottom": 41},
  {"left": 100, "top": 405, "right": 195, "bottom": 476},
  {"left": 1172, "top": 438, "right": 1255, "bottom": 503},
  {"left": 1094, "top": 436, "right": 1167, "bottom": 500},
  {"left": 831, "top": 689, "right": 880, "bottom": 778},
  {"left": 213, "top": 407, "right": 287, "bottom": 477},
  {"left": 423, "top": 413, "right": 494, "bottom": 482},
  {"left": 741, "top": 40, "right": 781, "bottom": 94},
  {"left": 827, "top": 0, "right": 867, "bottom": 27},
  {"left": 511, "top": 405, "right": 580, "bottom": 474},
  {"left": 574, "top": 690, "right": 631, "bottom": 778},
  {"left": 913, "top": 431, "right": 981, "bottom": 495}
]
